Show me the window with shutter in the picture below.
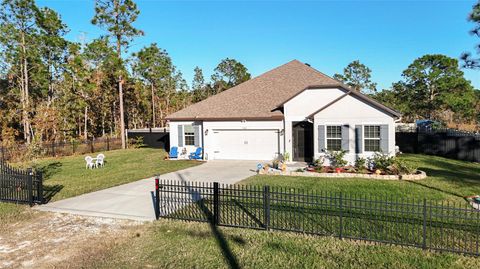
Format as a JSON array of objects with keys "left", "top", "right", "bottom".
[
  {"left": 326, "top": 126, "right": 342, "bottom": 151},
  {"left": 183, "top": 125, "right": 195, "bottom": 146},
  {"left": 364, "top": 125, "right": 381, "bottom": 152}
]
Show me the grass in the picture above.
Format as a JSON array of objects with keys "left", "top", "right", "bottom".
[
  {"left": 35, "top": 147, "right": 199, "bottom": 202},
  {"left": 0, "top": 148, "right": 199, "bottom": 222},
  {"left": 243, "top": 154, "right": 480, "bottom": 203},
  {"left": 82, "top": 220, "right": 480, "bottom": 269},
  {"left": 0, "top": 203, "right": 35, "bottom": 228}
]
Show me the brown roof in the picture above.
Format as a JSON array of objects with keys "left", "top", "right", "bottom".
[{"left": 167, "top": 60, "right": 400, "bottom": 121}]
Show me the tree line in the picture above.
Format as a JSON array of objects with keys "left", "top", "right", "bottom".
[
  {"left": 335, "top": 56, "right": 479, "bottom": 131},
  {"left": 0, "top": 0, "right": 479, "bottom": 152},
  {"left": 0, "top": 0, "right": 251, "bottom": 149}
]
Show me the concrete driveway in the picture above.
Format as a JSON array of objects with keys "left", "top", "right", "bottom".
[{"left": 35, "top": 160, "right": 259, "bottom": 221}]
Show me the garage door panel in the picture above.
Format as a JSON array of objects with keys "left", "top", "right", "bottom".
[{"left": 212, "top": 130, "right": 279, "bottom": 160}]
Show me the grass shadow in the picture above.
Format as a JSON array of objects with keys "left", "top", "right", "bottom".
[
  {"left": 174, "top": 176, "right": 241, "bottom": 269},
  {"left": 42, "top": 184, "right": 64, "bottom": 203},
  {"left": 37, "top": 162, "right": 62, "bottom": 180},
  {"left": 231, "top": 199, "right": 264, "bottom": 228}
]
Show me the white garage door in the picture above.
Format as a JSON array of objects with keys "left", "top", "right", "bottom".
[{"left": 212, "top": 129, "right": 279, "bottom": 160}]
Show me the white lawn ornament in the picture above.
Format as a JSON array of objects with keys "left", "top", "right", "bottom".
[
  {"left": 85, "top": 156, "right": 96, "bottom": 169},
  {"left": 96, "top": 153, "right": 105, "bottom": 167}
]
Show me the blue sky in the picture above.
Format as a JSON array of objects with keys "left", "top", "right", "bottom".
[{"left": 38, "top": 0, "right": 480, "bottom": 89}]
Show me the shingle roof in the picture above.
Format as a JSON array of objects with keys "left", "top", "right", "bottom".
[{"left": 166, "top": 60, "right": 400, "bottom": 121}]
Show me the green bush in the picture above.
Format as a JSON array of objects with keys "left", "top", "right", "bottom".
[
  {"left": 128, "top": 137, "right": 145, "bottom": 149},
  {"left": 389, "top": 158, "right": 418, "bottom": 175},
  {"left": 368, "top": 152, "right": 395, "bottom": 171},
  {"left": 327, "top": 150, "right": 348, "bottom": 168},
  {"left": 354, "top": 157, "right": 367, "bottom": 172}
]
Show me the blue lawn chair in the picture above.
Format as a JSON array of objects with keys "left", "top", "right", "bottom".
[
  {"left": 189, "top": 147, "right": 203, "bottom": 160},
  {"left": 169, "top": 146, "right": 178, "bottom": 159}
]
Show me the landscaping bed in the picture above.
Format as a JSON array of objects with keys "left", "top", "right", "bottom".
[
  {"left": 258, "top": 168, "right": 427, "bottom": 180},
  {"left": 262, "top": 151, "right": 425, "bottom": 181}
]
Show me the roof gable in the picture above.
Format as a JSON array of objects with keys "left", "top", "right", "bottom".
[{"left": 166, "top": 60, "right": 340, "bottom": 120}]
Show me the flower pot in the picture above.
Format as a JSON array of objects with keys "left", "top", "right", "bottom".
[{"left": 335, "top": 168, "right": 342, "bottom": 173}]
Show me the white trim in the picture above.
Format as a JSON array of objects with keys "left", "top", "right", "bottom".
[
  {"left": 362, "top": 125, "right": 381, "bottom": 153},
  {"left": 325, "top": 125, "right": 343, "bottom": 151},
  {"left": 183, "top": 125, "right": 195, "bottom": 146}
]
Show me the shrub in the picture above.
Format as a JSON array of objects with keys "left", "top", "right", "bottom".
[
  {"left": 327, "top": 150, "right": 348, "bottom": 168},
  {"left": 390, "top": 159, "right": 418, "bottom": 175},
  {"left": 354, "top": 157, "right": 366, "bottom": 171},
  {"left": 368, "top": 152, "right": 395, "bottom": 171},
  {"left": 128, "top": 137, "right": 144, "bottom": 149},
  {"left": 313, "top": 157, "right": 324, "bottom": 167}
]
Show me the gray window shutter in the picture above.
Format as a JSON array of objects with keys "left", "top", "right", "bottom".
[
  {"left": 355, "top": 125, "right": 363, "bottom": 153},
  {"left": 380, "top": 124, "right": 389, "bottom": 153},
  {"left": 193, "top": 125, "right": 200, "bottom": 147},
  {"left": 341, "top": 125, "right": 349, "bottom": 152},
  {"left": 318, "top": 125, "right": 325, "bottom": 152},
  {"left": 177, "top": 125, "right": 184, "bottom": 147}
]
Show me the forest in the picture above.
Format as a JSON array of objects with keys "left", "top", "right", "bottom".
[{"left": 0, "top": 0, "right": 479, "bottom": 153}]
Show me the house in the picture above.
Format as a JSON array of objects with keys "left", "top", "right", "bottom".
[{"left": 166, "top": 60, "right": 401, "bottom": 163}]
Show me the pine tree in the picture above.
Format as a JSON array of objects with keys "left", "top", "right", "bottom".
[{"left": 92, "top": 0, "right": 143, "bottom": 149}]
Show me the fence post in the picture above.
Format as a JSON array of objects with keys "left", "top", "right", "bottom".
[
  {"left": 263, "top": 185, "right": 270, "bottom": 231},
  {"left": 52, "top": 142, "right": 56, "bottom": 157},
  {"left": 90, "top": 139, "right": 94, "bottom": 153},
  {"left": 37, "top": 171, "right": 44, "bottom": 204},
  {"left": 27, "top": 169, "right": 33, "bottom": 206},
  {"left": 107, "top": 136, "right": 110, "bottom": 151},
  {"left": 422, "top": 198, "right": 427, "bottom": 249},
  {"left": 339, "top": 193, "right": 343, "bottom": 240},
  {"left": 155, "top": 176, "right": 160, "bottom": 220},
  {"left": 213, "top": 182, "right": 220, "bottom": 226}
]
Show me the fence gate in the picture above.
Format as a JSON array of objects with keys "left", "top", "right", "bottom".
[{"left": 0, "top": 160, "right": 43, "bottom": 205}]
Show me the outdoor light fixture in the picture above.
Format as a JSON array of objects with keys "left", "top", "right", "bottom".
[{"left": 204, "top": 129, "right": 208, "bottom": 136}]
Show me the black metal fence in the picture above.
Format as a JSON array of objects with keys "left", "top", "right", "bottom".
[
  {"left": 396, "top": 127, "right": 480, "bottom": 162},
  {"left": 0, "top": 137, "right": 122, "bottom": 162},
  {"left": 155, "top": 179, "right": 480, "bottom": 256},
  {"left": 0, "top": 160, "right": 43, "bottom": 205}
]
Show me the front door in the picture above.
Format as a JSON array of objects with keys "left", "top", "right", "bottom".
[{"left": 292, "top": 121, "right": 313, "bottom": 162}]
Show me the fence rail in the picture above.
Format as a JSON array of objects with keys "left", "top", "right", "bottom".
[
  {"left": 396, "top": 127, "right": 480, "bottom": 162},
  {"left": 0, "top": 160, "right": 43, "bottom": 205},
  {"left": 0, "top": 137, "right": 122, "bottom": 162},
  {"left": 155, "top": 179, "right": 480, "bottom": 256}
]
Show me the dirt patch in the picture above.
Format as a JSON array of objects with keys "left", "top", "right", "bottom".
[{"left": 0, "top": 212, "right": 143, "bottom": 269}]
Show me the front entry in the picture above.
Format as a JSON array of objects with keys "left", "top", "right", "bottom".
[{"left": 292, "top": 121, "right": 313, "bottom": 162}]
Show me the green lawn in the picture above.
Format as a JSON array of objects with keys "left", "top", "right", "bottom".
[
  {"left": 0, "top": 148, "right": 199, "bottom": 222},
  {"left": 80, "top": 155, "right": 479, "bottom": 268},
  {"left": 36, "top": 148, "right": 199, "bottom": 202},
  {"left": 243, "top": 154, "right": 480, "bottom": 203},
  {"left": 82, "top": 220, "right": 480, "bottom": 269}
]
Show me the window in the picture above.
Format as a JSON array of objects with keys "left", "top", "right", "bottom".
[
  {"left": 326, "top": 126, "right": 342, "bottom": 151},
  {"left": 184, "top": 125, "right": 195, "bottom": 146},
  {"left": 364, "top": 125, "right": 380, "bottom": 152}
]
